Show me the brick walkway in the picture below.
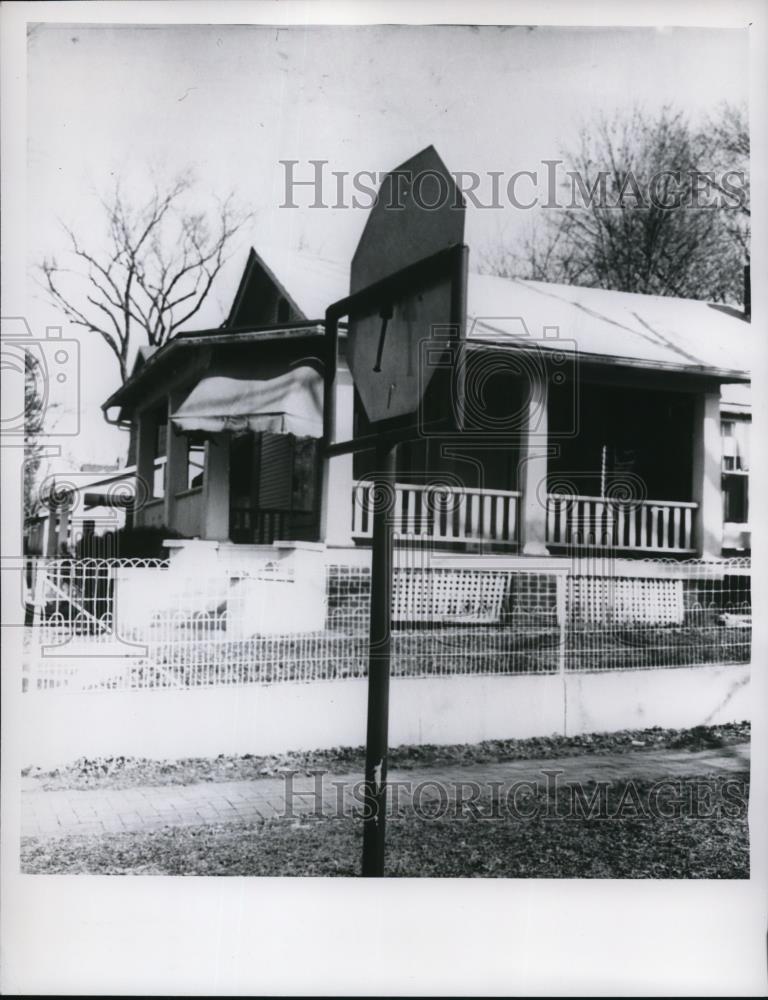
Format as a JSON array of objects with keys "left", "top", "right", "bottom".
[{"left": 21, "top": 743, "right": 750, "bottom": 838}]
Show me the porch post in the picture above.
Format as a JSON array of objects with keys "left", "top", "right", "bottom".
[
  {"left": 692, "top": 390, "right": 723, "bottom": 559},
  {"left": 43, "top": 512, "right": 58, "bottom": 557},
  {"left": 134, "top": 408, "right": 156, "bottom": 529},
  {"left": 517, "top": 374, "right": 549, "bottom": 556},
  {"left": 164, "top": 393, "right": 188, "bottom": 531},
  {"left": 321, "top": 367, "right": 355, "bottom": 546},
  {"left": 202, "top": 433, "right": 230, "bottom": 541},
  {"left": 56, "top": 502, "right": 72, "bottom": 555}
]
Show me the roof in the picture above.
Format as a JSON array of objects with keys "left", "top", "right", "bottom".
[
  {"left": 466, "top": 274, "right": 751, "bottom": 380},
  {"left": 183, "top": 244, "right": 752, "bottom": 379},
  {"left": 236, "top": 249, "right": 752, "bottom": 378},
  {"left": 106, "top": 249, "right": 752, "bottom": 418},
  {"left": 178, "top": 246, "right": 350, "bottom": 330},
  {"left": 243, "top": 248, "right": 348, "bottom": 321},
  {"left": 103, "top": 324, "right": 326, "bottom": 415}
]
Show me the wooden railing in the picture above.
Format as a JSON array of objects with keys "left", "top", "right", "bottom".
[
  {"left": 230, "top": 507, "right": 289, "bottom": 545},
  {"left": 351, "top": 482, "right": 521, "bottom": 545},
  {"left": 546, "top": 494, "right": 698, "bottom": 553}
]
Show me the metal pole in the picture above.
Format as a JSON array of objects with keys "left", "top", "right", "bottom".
[
  {"left": 557, "top": 570, "right": 568, "bottom": 737},
  {"left": 450, "top": 244, "right": 469, "bottom": 432},
  {"left": 361, "top": 441, "right": 396, "bottom": 877}
]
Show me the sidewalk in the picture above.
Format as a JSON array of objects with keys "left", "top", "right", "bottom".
[{"left": 21, "top": 742, "right": 750, "bottom": 839}]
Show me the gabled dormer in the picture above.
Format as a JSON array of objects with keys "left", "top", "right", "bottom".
[{"left": 225, "top": 248, "right": 306, "bottom": 328}]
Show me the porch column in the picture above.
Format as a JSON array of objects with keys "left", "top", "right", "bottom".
[
  {"left": 202, "top": 433, "right": 230, "bottom": 541},
  {"left": 517, "top": 374, "right": 549, "bottom": 556},
  {"left": 692, "top": 390, "right": 723, "bottom": 558},
  {"left": 321, "top": 367, "right": 355, "bottom": 546},
  {"left": 43, "top": 512, "right": 58, "bottom": 557},
  {"left": 56, "top": 503, "right": 72, "bottom": 555},
  {"left": 134, "top": 408, "right": 157, "bottom": 529},
  {"left": 164, "top": 392, "right": 188, "bottom": 531}
]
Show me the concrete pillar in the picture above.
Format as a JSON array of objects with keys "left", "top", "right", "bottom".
[
  {"left": 517, "top": 374, "right": 549, "bottom": 556},
  {"left": 134, "top": 409, "right": 157, "bottom": 529},
  {"left": 202, "top": 433, "right": 230, "bottom": 541},
  {"left": 692, "top": 390, "right": 723, "bottom": 558},
  {"left": 321, "top": 368, "right": 355, "bottom": 546},
  {"left": 164, "top": 393, "right": 188, "bottom": 531}
]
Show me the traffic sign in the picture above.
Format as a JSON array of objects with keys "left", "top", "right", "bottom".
[
  {"left": 346, "top": 146, "right": 466, "bottom": 428},
  {"left": 321, "top": 147, "right": 469, "bottom": 877},
  {"left": 351, "top": 145, "right": 466, "bottom": 293}
]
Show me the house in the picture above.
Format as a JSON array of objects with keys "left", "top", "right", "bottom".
[
  {"left": 25, "top": 463, "right": 134, "bottom": 558},
  {"left": 100, "top": 245, "right": 752, "bottom": 572}
]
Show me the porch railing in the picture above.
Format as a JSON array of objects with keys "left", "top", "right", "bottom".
[
  {"left": 230, "top": 507, "right": 289, "bottom": 545},
  {"left": 351, "top": 481, "right": 521, "bottom": 545},
  {"left": 546, "top": 494, "right": 698, "bottom": 553}
]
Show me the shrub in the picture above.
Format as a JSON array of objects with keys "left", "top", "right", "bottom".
[{"left": 76, "top": 525, "right": 183, "bottom": 560}]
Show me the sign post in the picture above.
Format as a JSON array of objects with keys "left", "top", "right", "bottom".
[
  {"left": 323, "top": 146, "right": 467, "bottom": 876},
  {"left": 361, "top": 440, "right": 396, "bottom": 876}
]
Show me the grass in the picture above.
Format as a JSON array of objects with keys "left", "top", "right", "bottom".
[
  {"left": 21, "top": 775, "right": 749, "bottom": 878},
  {"left": 131, "top": 623, "right": 750, "bottom": 687},
  {"left": 22, "top": 721, "right": 751, "bottom": 790}
]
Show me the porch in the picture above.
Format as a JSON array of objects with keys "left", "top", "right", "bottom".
[
  {"left": 350, "top": 481, "right": 698, "bottom": 554},
  {"left": 127, "top": 342, "right": 725, "bottom": 560},
  {"left": 332, "top": 360, "right": 722, "bottom": 558}
]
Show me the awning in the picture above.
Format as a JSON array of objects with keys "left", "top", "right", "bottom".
[{"left": 170, "top": 365, "right": 323, "bottom": 438}]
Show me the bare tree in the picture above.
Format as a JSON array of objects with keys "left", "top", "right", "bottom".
[
  {"left": 39, "top": 173, "right": 251, "bottom": 382},
  {"left": 482, "top": 107, "right": 749, "bottom": 303},
  {"left": 23, "top": 353, "right": 45, "bottom": 520},
  {"left": 701, "top": 102, "right": 750, "bottom": 261}
]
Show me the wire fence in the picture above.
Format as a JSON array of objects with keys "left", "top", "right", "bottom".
[{"left": 21, "top": 554, "right": 751, "bottom": 692}]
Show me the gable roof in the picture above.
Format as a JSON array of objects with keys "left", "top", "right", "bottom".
[{"left": 214, "top": 247, "right": 349, "bottom": 328}]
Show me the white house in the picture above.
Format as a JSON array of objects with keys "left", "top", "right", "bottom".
[{"left": 95, "top": 243, "right": 751, "bottom": 576}]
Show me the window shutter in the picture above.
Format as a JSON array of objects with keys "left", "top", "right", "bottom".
[{"left": 258, "top": 432, "right": 294, "bottom": 509}]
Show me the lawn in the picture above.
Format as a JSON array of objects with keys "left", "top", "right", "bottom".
[
  {"left": 129, "top": 622, "right": 750, "bottom": 687},
  {"left": 22, "top": 721, "right": 750, "bottom": 790},
  {"left": 21, "top": 775, "right": 749, "bottom": 878}
]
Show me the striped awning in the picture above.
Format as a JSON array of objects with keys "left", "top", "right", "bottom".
[{"left": 170, "top": 364, "right": 323, "bottom": 438}]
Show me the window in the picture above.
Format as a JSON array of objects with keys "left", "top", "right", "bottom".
[
  {"left": 277, "top": 297, "right": 290, "bottom": 323},
  {"left": 186, "top": 443, "right": 205, "bottom": 490},
  {"left": 721, "top": 416, "right": 749, "bottom": 472},
  {"left": 152, "top": 414, "right": 168, "bottom": 499},
  {"left": 721, "top": 416, "right": 750, "bottom": 524},
  {"left": 723, "top": 474, "right": 748, "bottom": 524}
]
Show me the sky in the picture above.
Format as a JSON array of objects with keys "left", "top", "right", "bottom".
[{"left": 25, "top": 22, "right": 749, "bottom": 471}]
